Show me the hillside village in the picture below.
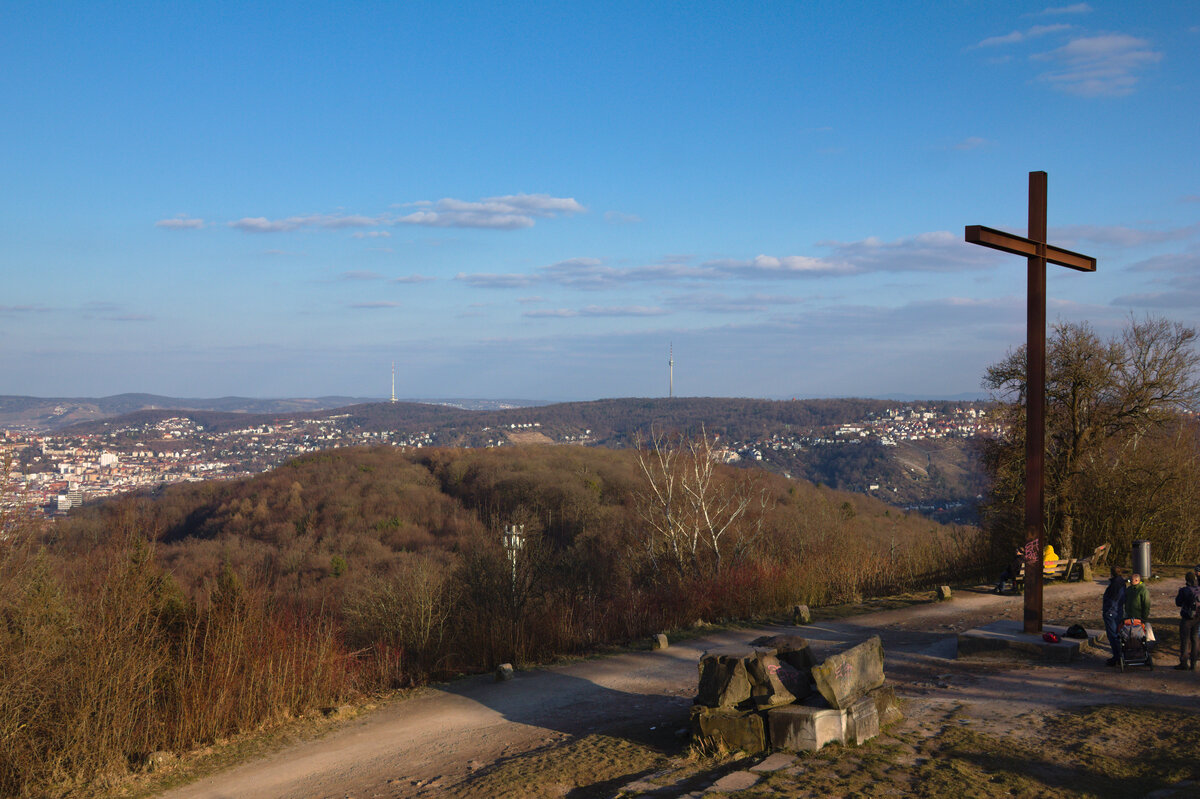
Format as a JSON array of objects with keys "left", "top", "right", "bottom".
[{"left": 1, "top": 402, "right": 998, "bottom": 524}]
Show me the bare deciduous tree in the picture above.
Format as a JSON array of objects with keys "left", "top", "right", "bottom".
[
  {"left": 982, "top": 316, "right": 1200, "bottom": 557},
  {"left": 633, "top": 427, "right": 770, "bottom": 578}
]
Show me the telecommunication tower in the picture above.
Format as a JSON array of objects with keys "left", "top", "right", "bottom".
[
  {"left": 669, "top": 343, "right": 674, "bottom": 398},
  {"left": 391, "top": 361, "right": 397, "bottom": 404}
]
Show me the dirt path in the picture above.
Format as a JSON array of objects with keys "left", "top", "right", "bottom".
[{"left": 159, "top": 578, "right": 1200, "bottom": 799}]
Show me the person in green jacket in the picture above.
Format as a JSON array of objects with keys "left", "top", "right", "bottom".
[{"left": 1126, "top": 572, "right": 1151, "bottom": 622}]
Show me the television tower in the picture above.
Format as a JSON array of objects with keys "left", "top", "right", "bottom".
[
  {"left": 669, "top": 343, "right": 674, "bottom": 398},
  {"left": 390, "top": 361, "right": 397, "bottom": 404}
]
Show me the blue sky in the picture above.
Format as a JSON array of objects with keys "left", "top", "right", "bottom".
[{"left": 2, "top": 1, "right": 1198, "bottom": 401}]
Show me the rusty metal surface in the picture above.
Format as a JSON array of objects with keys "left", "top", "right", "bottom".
[
  {"left": 964, "top": 171, "right": 1096, "bottom": 636},
  {"left": 964, "top": 225, "right": 1096, "bottom": 272}
]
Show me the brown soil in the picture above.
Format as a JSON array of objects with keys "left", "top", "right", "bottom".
[{"left": 152, "top": 575, "right": 1200, "bottom": 798}]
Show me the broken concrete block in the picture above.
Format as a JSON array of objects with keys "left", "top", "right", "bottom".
[
  {"left": 811, "top": 635, "right": 885, "bottom": 709},
  {"left": 846, "top": 696, "right": 880, "bottom": 745},
  {"left": 695, "top": 647, "right": 755, "bottom": 709},
  {"left": 690, "top": 706, "right": 768, "bottom": 755},
  {"left": 867, "top": 684, "right": 903, "bottom": 728},
  {"left": 749, "top": 639, "right": 813, "bottom": 700},
  {"left": 766, "top": 703, "right": 848, "bottom": 752},
  {"left": 792, "top": 604, "right": 812, "bottom": 625},
  {"left": 652, "top": 633, "right": 669, "bottom": 650},
  {"left": 746, "top": 652, "right": 797, "bottom": 709},
  {"left": 495, "top": 663, "right": 514, "bottom": 681},
  {"left": 937, "top": 585, "right": 953, "bottom": 601}
]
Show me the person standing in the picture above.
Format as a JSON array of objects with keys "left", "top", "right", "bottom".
[
  {"left": 1174, "top": 571, "right": 1200, "bottom": 671},
  {"left": 1102, "top": 566, "right": 1126, "bottom": 666},
  {"left": 1126, "top": 572, "right": 1150, "bottom": 622}
]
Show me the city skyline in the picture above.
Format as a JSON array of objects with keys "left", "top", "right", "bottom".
[{"left": 3, "top": 2, "right": 1198, "bottom": 401}]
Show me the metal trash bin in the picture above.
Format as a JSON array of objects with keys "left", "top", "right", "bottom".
[{"left": 1132, "top": 540, "right": 1151, "bottom": 580}]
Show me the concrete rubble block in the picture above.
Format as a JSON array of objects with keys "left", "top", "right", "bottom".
[
  {"left": 695, "top": 647, "right": 755, "bottom": 709},
  {"left": 846, "top": 696, "right": 880, "bottom": 745},
  {"left": 792, "top": 604, "right": 812, "bottom": 625},
  {"left": 766, "top": 703, "right": 848, "bottom": 753},
  {"left": 749, "top": 636, "right": 813, "bottom": 700},
  {"left": 495, "top": 663, "right": 514, "bottom": 681},
  {"left": 811, "top": 635, "right": 886, "bottom": 709},
  {"left": 746, "top": 652, "right": 797, "bottom": 709},
  {"left": 866, "top": 684, "right": 903, "bottom": 728},
  {"left": 690, "top": 706, "right": 768, "bottom": 755},
  {"left": 937, "top": 585, "right": 953, "bottom": 601},
  {"left": 652, "top": 633, "right": 669, "bottom": 650}
]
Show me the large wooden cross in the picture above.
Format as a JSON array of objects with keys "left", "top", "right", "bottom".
[{"left": 965, "top": 171, "right": 1096, "bottom": 634}]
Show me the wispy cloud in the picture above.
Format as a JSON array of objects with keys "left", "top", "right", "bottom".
[
  {"left": 349, "top": 301, "right": 402, "bottom": 309},
  {"left": 524, "top": 305, "right": 668, "bottom": 319},
  {"left": 1051, "top": 221, "right": 1200, "bottom": 248},
  {"left": 0, "top": 304, "right": 51, "bottom": 313},
  {"left": 604, "top": 210, "right": 642, "bottom": 224},
  {"left": 228, "top": 194, "right": 585, "bottom": 234},
  {"left": 1036, "top": 3, "right": 1092, "bottom": 15},
  {"left": 105, "top": 314, "right": 154, "bottom": 322},
  {"left": 458, "top": 232, "right": 1002, "bottom": 291},
  {"left": 953, "top": 136, "right": 992, "bottom": 151},
  {"left": 664, "top": 292, "right": 810, "bottom": 314},
  {"left": 352, "top": 230, "right": 392, "bottom": 239},
  {"left": 391, "top": 275, "right": 435, "bottom": 284},
  {"left": 976, "top": 24, "right": 1071, "bottom": 48},
  {"left": 395, "top": 194, "right": 585, "bottom": 230},
  {"left": 1033, "top": 34, "right": 1162, "bottom": 96},
  {"left": 339, "top": 270, "right": 385, "bottom": 281},
  {"left": 155, "top": 214, "right": 205, "bottom": 230},
  {"left": 456, "top": 272, "right": 537, "bottom": 289}
]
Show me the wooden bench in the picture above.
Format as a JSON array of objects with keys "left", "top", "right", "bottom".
[{"left": 1007, "top": 543, "right": 1110, "bottom": 591}]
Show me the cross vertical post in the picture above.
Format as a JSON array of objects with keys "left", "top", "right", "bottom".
[
  {"left": 1025, "top": 171, "right": 1047, "bottom": 634},
  {"left": 965, "top": 171, "right": 1096, "bottom": 635}
]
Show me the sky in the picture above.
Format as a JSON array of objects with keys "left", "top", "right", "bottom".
[{"left": 2, "top": 1, "right": 1198, "bottom": 402}]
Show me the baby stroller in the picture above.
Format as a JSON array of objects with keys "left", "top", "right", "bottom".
[{"left": 1118, "top": 619, "right": 1155, "bottom": 672}]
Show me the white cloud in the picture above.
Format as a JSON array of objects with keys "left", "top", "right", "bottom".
[
  {"left": 396, "top": 194, "right": 585, "bottom": 230},
  {"left": 524, "top": 305, "right": 668, "bottom": 319},
  {"left": 391, "top": 275, "right": 435, "bottom": 284},
  {"left": 155, "top": 215, "right": 204, "bottom": 230},
  {"left": 339, "top": 270, "right": 385, "bottom": 281},
  {"left": 455, "top": 272, "right": 537, "bottom": 289},
  {"left": 229, "top": 194, "right": 585, "bottom": 234},
  {"left": 976, "top": 24, "right": 1071, "bottom": 48},
  {"left": 1033, "top": 34, "right": 1162, "bottom": 96},
  {"left": 458, "top": 231, "right": 1005, "bottom": 293},
  {"left": 349, "top": 301, "right": 402, "bottom": 309},
  {"left": 604, "top": 210, "right": 642, "bottom": 224},
  {"left": 1037, "top": 3, "right": 1092, "bottom": 15},
  {"left": 230, "top": 213, "right": 382, "bottom": 233}
]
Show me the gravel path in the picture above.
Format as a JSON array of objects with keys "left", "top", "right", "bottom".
[{"left": 159, "top": 576, "right": 1200, "bottom": 798}]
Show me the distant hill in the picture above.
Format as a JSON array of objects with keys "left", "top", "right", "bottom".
[{"left": 0, "top": 394, "right": 548, "bottom": 431}]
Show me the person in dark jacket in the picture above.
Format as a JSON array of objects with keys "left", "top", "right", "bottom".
[
  {"left": 1102, "top": 566, "right": 1126, "bottom": 666},
  {"left": 1174, "top": 571, "right": 1200, "bottom": 670}
]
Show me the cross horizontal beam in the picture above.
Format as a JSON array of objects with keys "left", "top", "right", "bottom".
[{"left": 964, "top": 225, "right": 1096, "bottom": 272}]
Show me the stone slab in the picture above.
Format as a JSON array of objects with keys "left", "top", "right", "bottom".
[
  {"left": 766, "top": 703, "right": 848, "bottom": 753},
  {"left": 811, "top": 635, "right": 885, "bottom": 709},
  {"left": 957, "top": 620, "right": 1100, "bottom": 662},
  {"left": 847, "top": 695, "right": 880, "bottom": 745},
  {"left": 710, "top": 770, "right": 761, "bottom": 792},
  {"left": 751, "top": 753, "right": 797, "bottom": 773},
  {"left": 690, "top": 706, "right": 768, "bottom": 755}
]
